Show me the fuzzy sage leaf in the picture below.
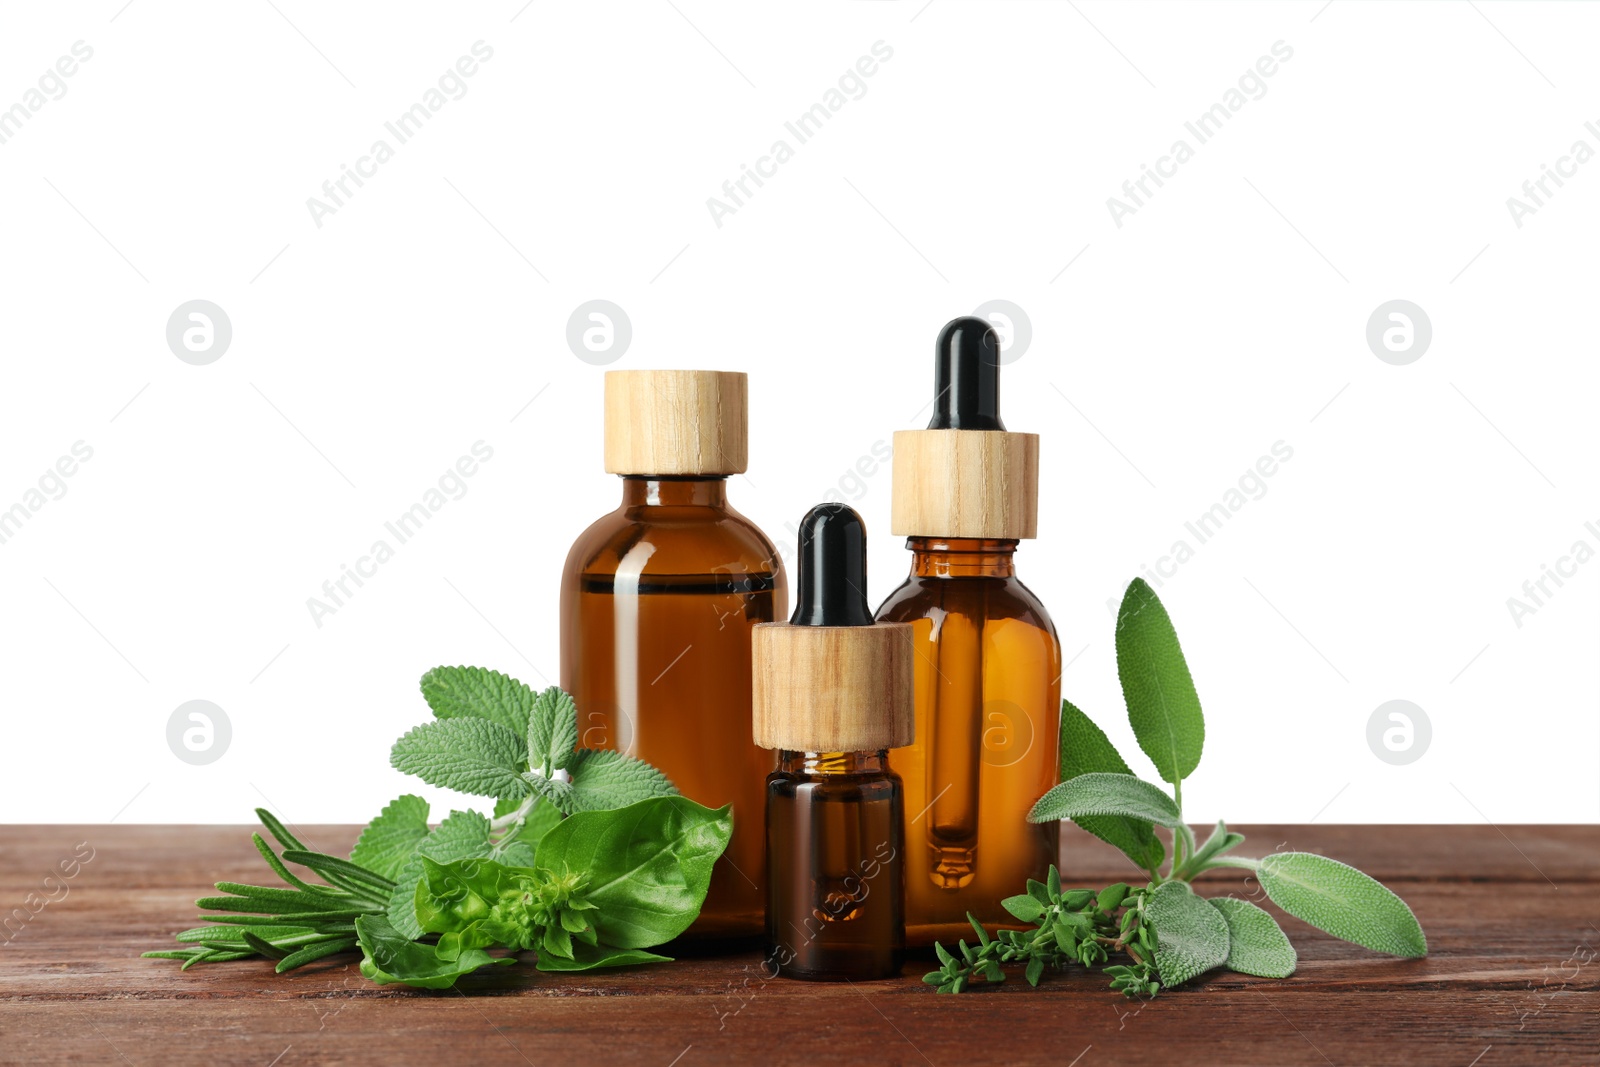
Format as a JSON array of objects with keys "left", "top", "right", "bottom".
[
  {"left": 1058, "top": 700, "right": 1165, "bottom": 873},
  {"left": 1257, "top": 853, "right": 1427, "bottom": 958},
  {"left": 1143, "top": 881, "right": 1228, "bottom": 987},
  {"left": 1027, "top": 772, "right": 1184, "bottom": 829},
  {"left": 1209, "top": 897, "right": 1297, "bottom": 978},
  {"left": 1115, "top": 578, "right": 1205, "bottom": 793}
]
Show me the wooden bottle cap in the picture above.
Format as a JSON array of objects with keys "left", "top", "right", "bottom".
[
  {"left": 752, "top": 621, "right": 914, "bottom": 752},
  {"left": 604, "top": 370, "right": 748, "bottom": 476},
  {"left": 890, "top": 428, "right": 1039, "bottom": 539}
]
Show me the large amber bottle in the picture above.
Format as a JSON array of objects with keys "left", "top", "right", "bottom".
[
  {"left": 875, "top": 318, "right": 1061, "bottom": 947},
  {"left": 560, "top": 370, "right": 786, "bottom": 942}
]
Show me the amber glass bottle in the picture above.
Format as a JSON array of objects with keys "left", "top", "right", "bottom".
[
  {"left": 879, "top": 317, "right": 1062, "bottom": 947},
  {"left": 764, "top": 751, "right": 904, "bottom": 980},
  {"left": 560, "top": 370, "right": 786, "bottom": 943},
  {"left": 876, "top": 538, "right": 1060, "bottom": 945},
  {"left": 754, "top": 504, "right": 912, "bottom": 980}
]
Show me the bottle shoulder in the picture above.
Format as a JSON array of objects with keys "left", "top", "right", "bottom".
[
  {"left": 875, "top": 572, "right": 1058, "bottom": 635},
  {"left": 562, "top": 503, "right": 784, "bottom": 579}
]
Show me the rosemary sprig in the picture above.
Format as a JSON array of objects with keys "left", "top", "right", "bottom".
[{"left": 142, "top": 809, "right": 389, "bottom": 972}]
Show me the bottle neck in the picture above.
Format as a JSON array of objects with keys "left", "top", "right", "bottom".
[
  {"left": 906, "top": 537, "right": 1018, "bottom": 579},
  {"left": 777, "top": 750, "right": 889, "bottom": 776},
  {"left": 618, "top": 475, "right": 728, "bottom": 508}
]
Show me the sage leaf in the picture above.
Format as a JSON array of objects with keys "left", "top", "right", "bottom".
[
  {"left": 1058, "top": 700, "right": 1165, "bottom": 873},
  {"left": 1209, "top": 897, "right": 1297, "bottom": 978},
  {"left": 1188, "top": 820, "right": 1244, "bottom": 869},
  {"left": 1257, "top": 853, "right": 1427, "bottom": 958},
  {"left": 535, "top": 796, "right": 732, "bottom": 948},
  {"left": 1143, "top": 881, "right": 1229, "bottom": 987},
  {"left": 1027, "top": 772, "right": 1183, "bottom": 829},
  {"left": 391, "top": 718, "right": 531, "bottom": 799},
  {"left": 526, "top": 686, "right": 579, "bottom": 776},
  {"left": 1115, "top": 579, "right": 1204, "bottom": 788},
  {"left": 350, "top": 795, "right": 431, "bottom": 881},
  {"left": 419, "top": 665, "right": 537, "bottom": 743},
  {"left": 566, "top": 749, "right": 678, "bottom": 811}
]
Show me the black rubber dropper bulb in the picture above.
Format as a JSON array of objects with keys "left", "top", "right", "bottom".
[
  {"left": 927, "top": 316, "right": 1005, "bottom": 431},
  {"left": 789, "top": 503, "right": 874, "bottom": 627}
]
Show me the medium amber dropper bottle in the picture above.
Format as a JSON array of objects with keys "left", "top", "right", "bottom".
[
  {"left": 754, "top": 504, "right": 912, "bottom": 980},
  {"left": 876, "top": 317, "right": 1062, "bottom": 947},
  {"left": 560, "top": 370, "right": 787, "bottom": 943}
]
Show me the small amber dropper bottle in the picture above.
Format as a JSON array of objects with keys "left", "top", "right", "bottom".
[
  {"left": 560, "top": 370, "right": 787, "bottom": 944},
  {"left": 753, "top": 504, "right": 913, "bottom": 981},
  {"left": 878, "top": 317, "right": 1062, "bottom": 947}
]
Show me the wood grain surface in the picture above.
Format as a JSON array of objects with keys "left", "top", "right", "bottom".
[{"left": 1, "top": 824, "right": 1595, "bottom": 1066}]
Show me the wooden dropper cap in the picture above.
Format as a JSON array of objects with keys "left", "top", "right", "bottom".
[
  {"left": 890, "top": 317, "right": 1039, "bottom": 540},
  {"left": 753, "top": 504, "right": 914, "bottom": 753},
  {"left": 604, "top": 370, "right": 748, "bottom": 475}
]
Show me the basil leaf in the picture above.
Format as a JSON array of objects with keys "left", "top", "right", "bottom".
[
  {"left": 535, "top": 942, "right": 671, "bottom": 973},
  {"left": 385, "top": 810, "right": 497, "bottom": 938},
  {"left": 354, "top": 914, "right": 512, "bottom": 989},
  {"left": 414, "top": 857, "right": 537, "bottom": 957},
  {"left": 534, "top": 796, "right": 732, "bottom": 949}
]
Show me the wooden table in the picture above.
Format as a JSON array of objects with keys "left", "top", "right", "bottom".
[{"left": 1, "top": 824, "right": 1595, "bottom": 1065}]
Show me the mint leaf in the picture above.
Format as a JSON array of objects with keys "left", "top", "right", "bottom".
[
  {"left": 386, "top": 810, "right": 496, "bottom": 938},
  {"left": 350, "top": 795, "right": 430, "bottom": 881},
  {"left": 355, "top": 914, "right": 512, "bottom": 989},
  {"left": 566, "top": 749, "right": 677, "bottom": 811},
  {"left": 1058, "top": 700, "right": 1165, "bottom": 873},
  {"left": 1115, "top": 579, "right": 1204, "bottom": 790},
  {"left": 1209, "top": 897, "right": 1296, "bottom": 978},
  {"left": 1257, "top": 853, "right": 1427, "bottom": 958},
  {"left": 420, "top": 665, "right": 537, "bottom": 741},
  {"left": 535, "top": 797, "right": 732, "bottom": 949},
  {"left": 493, "top": 794, "right": 562, "bottom": 849},
  {"left": 524, "top": 774, "right": 576, "bottom": 812},
  {"left": 1027, "top": 772, "right": 1183, "bottom": 829},
  {"left": 1144, "top": 881, "right": 1228, "bottom": 987},
  {"left": 390, "top": 718, "right": 531, "bottom": 799},
  {"left": 527, "top": 687, "right": 580, "bottom": 776}
]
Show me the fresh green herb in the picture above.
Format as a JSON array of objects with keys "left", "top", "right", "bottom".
[
  {"left": 147, "top": 668, "right": 728, "bottom": 989},
  {"left": 930, "top": 578, "right": 1427, "bottom": 997},
  {"left": 140, "top": 808, "right": 383, "bottom": 972}
]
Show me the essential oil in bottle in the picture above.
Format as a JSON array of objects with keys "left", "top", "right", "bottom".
[
  {"left": 754, "top": 503, "right": 912, "bottom": 981},
  {"left": 877, "top": 316, "right": 1063, "bottom": 947},
  {"left": 560, "top": 370, "right": 787, "bottom": 943}
]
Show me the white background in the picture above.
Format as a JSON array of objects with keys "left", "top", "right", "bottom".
[{"left": 1, "top": 1, "right": 1595, "bottom": 828}]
